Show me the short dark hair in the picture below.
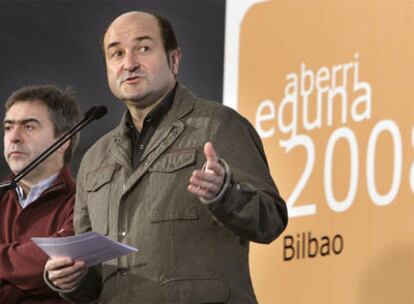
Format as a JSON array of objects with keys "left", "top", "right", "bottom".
[
  {"left": 154, "top": 14, "right": 178, "bottom": 54},
  {"left": 99, "top": 12, "right": 179, "bottom": 62},
  {"left": 5, "top": 85, "right": 81, "bottom": 164}
]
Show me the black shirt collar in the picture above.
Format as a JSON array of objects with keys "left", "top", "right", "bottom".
[{"left": 125, "top": 84, "right": 177, "bottom": 133}]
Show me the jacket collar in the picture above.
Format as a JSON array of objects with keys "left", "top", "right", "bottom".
[
  {"left": 110, "top": 83, "right": 196, "bottom": 171},
  {"left": 168, "top": 83, "right": 196, "bottom": 120},
  {"left": 3, "top": 165, "right": 75, "bottom": 201},
  {"left": 4, "top": 165, "right": 74, "bottom": 188}
]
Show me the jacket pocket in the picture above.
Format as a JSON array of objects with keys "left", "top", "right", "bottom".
[
  {"left": 148, "top": 149, "right": 199, "bottom": 222},
  {"left": 160, "top": 277, "right": 230, "bottom": 304},
  {"left": 149, "top": 148, "right": 197, "bottom": 173},
  {"left": 85, "top": 165, "right": 116, "bottom": 235}
]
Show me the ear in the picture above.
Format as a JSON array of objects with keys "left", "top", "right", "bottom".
[
  {"left": 168, "top": 48, "right": 181, "bottom": 75},
  {"left": 57, "top": 140, "right": 70, "bottom": 156}
]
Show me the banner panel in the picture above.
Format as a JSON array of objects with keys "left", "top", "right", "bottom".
[{"left": 227, "top": 1, "right": 414, "bottom": 303}]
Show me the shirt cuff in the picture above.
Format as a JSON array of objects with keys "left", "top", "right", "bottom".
[{"left": 199, "top": 158, "right": 232, "bottom": 206}]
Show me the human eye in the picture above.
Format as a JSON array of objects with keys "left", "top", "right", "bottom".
[
  {"left": 3, "top": 124, "right": 11, "bottom": 132},
  {"left": 24, "top": 123, "right": 35, "bottom": 131},
  {"left": 110, "top": 48, "right": 124, "bottom": 59},
  {"left": 139, "top": 45, "right": 150, "bottom": 54}
]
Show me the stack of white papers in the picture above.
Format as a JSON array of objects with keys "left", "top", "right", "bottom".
[{"left": 32, "top": 231, "right": 138, "bottom": 266}]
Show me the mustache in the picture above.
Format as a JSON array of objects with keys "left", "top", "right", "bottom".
[{"left": 118, "top": 71, "right": 146, "bottom": 83}]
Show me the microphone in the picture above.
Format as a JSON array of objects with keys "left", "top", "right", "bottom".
[
  {"left": 0, "top": 105, "right": 108, "bottom": 193},
  {"left": 84, "top": 105, "right": 108, "bottom": 120}
]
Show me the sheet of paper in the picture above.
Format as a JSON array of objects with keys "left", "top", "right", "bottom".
[{"left": 32, "top": 231, "right": 138, "bottom": 267}]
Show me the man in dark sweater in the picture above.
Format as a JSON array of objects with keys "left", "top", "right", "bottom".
[{"left": 0, "top": 85, "right": 80, "bottom": 303}]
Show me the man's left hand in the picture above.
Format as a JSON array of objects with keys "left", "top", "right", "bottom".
[{"left": 188, "top": 142, "right": 225, "bottom": 201}]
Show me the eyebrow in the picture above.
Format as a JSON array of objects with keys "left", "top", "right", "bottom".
[
  {"left": 106, "top": 35, "right": 153, "bottom": 50},
  {"left": 3, "top": 118, "right": 41, "bottom": 126}
]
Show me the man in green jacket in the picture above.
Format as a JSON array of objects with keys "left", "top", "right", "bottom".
[{"left": 45, "top": 11, "right": 288, "bottom": 303}]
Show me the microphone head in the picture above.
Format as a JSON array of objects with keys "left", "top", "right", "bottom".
[
  {"left": 83, "top": 106, "right": 97, "bottom": 118},
  {"left": 92, "top": 106, "right": 108, "bottom": 119},
  {"left": 84, "top": 106, "right": 108, "bottom": 120}
]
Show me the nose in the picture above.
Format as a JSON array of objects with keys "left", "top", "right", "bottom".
[{"left": 123, "top": 51, "right": 140, "bottom": 72}]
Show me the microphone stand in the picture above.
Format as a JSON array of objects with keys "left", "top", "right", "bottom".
[{"left": 0, "top": 106, "right": 107, "bottom": 194}]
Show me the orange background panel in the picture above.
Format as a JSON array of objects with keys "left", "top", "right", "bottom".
[{"left": 236, "top": 1, "right": 414, "bottom": 303}]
